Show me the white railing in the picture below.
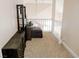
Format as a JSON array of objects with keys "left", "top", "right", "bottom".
[{"left": 28, "top": 19, "right": 52, "bottom": 32}]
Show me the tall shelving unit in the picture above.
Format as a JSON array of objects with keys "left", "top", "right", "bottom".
[{"left": 17, "top": 4, "right": 27, "bottom": 32}]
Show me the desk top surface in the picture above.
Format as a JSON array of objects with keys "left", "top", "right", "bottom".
[{"left": 2, "top": 32, "right": 25, "bottom": 49}]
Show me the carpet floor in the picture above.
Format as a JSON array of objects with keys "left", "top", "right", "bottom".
[{"left": 24, "top": 32, "right": 72, "bottom": 58}]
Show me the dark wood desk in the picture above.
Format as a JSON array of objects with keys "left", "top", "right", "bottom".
[{"left": 2, "top": 31, "right": 26, "bottom": 58}]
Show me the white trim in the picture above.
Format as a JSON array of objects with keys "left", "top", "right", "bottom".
[
  {"left": 52, "top": 32, "right": 79, "bottom": 57},
  {"left": 62, "top": 42, "right": 79, "bottom": 58}
]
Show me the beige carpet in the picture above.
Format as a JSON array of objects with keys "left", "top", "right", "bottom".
[{"left": 24, "top": 32, "right": 72, "bottom": 58}]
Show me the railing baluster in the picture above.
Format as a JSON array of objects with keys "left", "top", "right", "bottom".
[{"left": 28, "top": 19, "right": 52, "bottom": 32}]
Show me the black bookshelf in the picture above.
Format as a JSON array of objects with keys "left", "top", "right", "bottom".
[{"left": 16, "top": 5, "right": 27, "bottom": 32}]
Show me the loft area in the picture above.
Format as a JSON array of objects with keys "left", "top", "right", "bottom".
[{"left": 2, "top": 4, "right": 43, "bottom": 58}]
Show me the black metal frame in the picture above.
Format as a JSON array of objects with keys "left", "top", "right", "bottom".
[{"left": 16, "top": 4, "right": 27, "bottom": 32}]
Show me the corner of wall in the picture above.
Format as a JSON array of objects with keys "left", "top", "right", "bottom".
[{"left": 62, "top": 41, "right": 79, "bottom": 58}]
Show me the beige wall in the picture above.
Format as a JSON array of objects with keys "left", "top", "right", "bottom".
[
  {"left": 62, "top": 0, "right": 79, "bottom": 57},
  {"left": 0, "top": 0, "right": 17, "bottom": 57}
]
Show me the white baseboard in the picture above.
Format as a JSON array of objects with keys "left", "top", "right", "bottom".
[{"left": 62, "top": 42, "right": 79, "bottom": 58}]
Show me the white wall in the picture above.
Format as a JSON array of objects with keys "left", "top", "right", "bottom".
[
  {"left": 17, "top": 0, "right": 23, "bottom": 4},
  {"left": 23, "top": 0, "right": 52, "bottom": 4},
  {"left": 62, "top": 0, "right": 79, "bottom": 57},
  {"left": 24, "top": 0, "right": 53, "bottom": 19},
  {"left": 0, "top": 0, "right": 17, "bottom": 57}
]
